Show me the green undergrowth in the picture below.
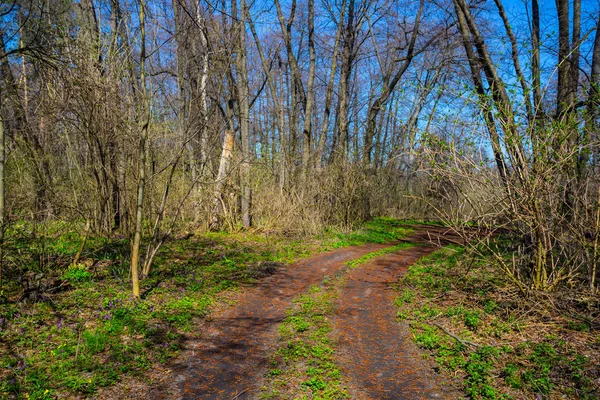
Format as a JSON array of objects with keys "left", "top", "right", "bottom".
[
  {"left": 260, "top": 280, "right": 350, "bottom": 400},
  {"left": 0, "top": 217, "right": 414, "bottom": 399},
  {"left": 325, "top": 217, "right": 414, "bottom": 248},
  {"left": 394, "top": 246, "right": 600, "bottom": 399}
]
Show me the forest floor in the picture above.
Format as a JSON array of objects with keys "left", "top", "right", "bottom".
[{"left": 1, "top": 219, "right": 599, "bottom": 399}]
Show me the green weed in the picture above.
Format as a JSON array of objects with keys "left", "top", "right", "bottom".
[
  {"left": 62, "top": 264, "right": 93, "bottom": 283},
  {"left": 1, "top": 218, "right": 416, "bottom": 398},
  {"left": 263, "top": 281, "right": 350, "bottom": 399},
  {"left": 346, "top": 242, "right": 414, "bottom": 269}
]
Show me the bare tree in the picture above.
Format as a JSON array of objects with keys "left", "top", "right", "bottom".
[
  {"left": 130, "top": 0, "right": 150, "bottom": 298},
  {"left": 234, "top": 0, "right": 252, "bottom": 228}
]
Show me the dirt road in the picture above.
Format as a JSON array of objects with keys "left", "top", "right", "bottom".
[{"left": 148, "top": 226, "right": 460, "bottom": 399}]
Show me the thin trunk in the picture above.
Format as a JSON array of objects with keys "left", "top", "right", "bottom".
[
  {"left": 197, "top": 7, "right": 210, "bottom": 174},
  {"left": 130, "top": 0, "right": 149, "bottom": 298},
  {"left": 351, "top": 69, "right": 360, "bottom": 159},
  {"left": 531, "top": 0, "right": 543, "bottom": 155},
  {"left": 274, "top": 0, "right": 306, "bottom": 110},
  {"left": 376, "top": 92, "right": 394, "bottom": 169},
  {"left": 374, "top": 92, "right": 390, "bottom": 169},
  {"left": 210, "top": 130, "right": 235, "bottom": 230},
  {"left": 531, "top": 0, "right": 542, "bottom": 116},
  {"left": 288, "top": 64, "right": 298, "bottom": 171},
  {"left": 581, "top": 11, "right": 600, "bottom": 177},
  {"left": 570, "top": 0, "right": 581, "bottom": 106},
  {"left": 455, "top": 0, "right": 528, "bottom": 182},
  {"left": 301, "top": 0, "right": 316, "bottom": 184},
  {"left": 142, "top": 158, "right": 179, "bottom": 277},
  {"left": 493, "top": 0, "right": 533, "bottom": 123},
  {"left": 336, "top": 0, "right": 356, "bottom": 160},
  {"left": 234, "top": 0, "right": 252, "bottom": 228},
  {"left": 453, "top": 0, "right": 509, "bottom": 186},
  {"left": 315, "top": 0, "right": 346, "bottom": 169},
  {"left": 556, "top": 0, "right": 571, "bottom": 116},
  {"left": 246, "top": 9, "right": 287, "bottom": 190},
  {"left": 364, "top": 0, "right": 424, "bottom": 165}
]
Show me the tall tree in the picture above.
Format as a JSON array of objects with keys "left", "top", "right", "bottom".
[
  {"left": 363, "top": 0, "right": 425, "bottom": 165},
  {"left": 336, "top": 0, "right": 358, "bottom": 159},
  {"left": 130, "top": 0, "right": 149, "bottom": 298},
  {"left": 234, "top": 0, "right": 252, "bottom": 228}
]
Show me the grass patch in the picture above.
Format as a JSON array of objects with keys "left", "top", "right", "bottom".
[
  {"left": 261, "top": 281, "right": 350, "bottom": 400},
  {"left": 345, "top": 242, "right": 415, "bottom": 269},
  {"left": 325, "top": 217, "right": 413, "bottom": 248},
  {"left": 394, "top": 246, "right": 600, "bottom": 399}
]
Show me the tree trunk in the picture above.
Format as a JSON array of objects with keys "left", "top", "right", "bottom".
[
  {"left": 315, "top": 0, "right": 346, "bottom": 169},
  {"left": 493, "top": 0, "right": 533, "bottom": 124},
  {"left": 556, "top": 0, "right": 572, "bottom": 117},
  {"left": 581, "top": 11, "right": 600, "bottom": 177},
  {"left": 210, "top": 130, "right": 235, "bottom": 230},
  {"left": 130, "top": 0, "right": 148, "bottom": 298},
  {"left": 234, "top": 0, "right": 252, "bottom": 228},
  {"left": 196, "top": 6, "right": 210, "bottom": 175},
  {"left": 336, "top": 0, "right": 356, "bottom": 160},
  {"left": 301, "top": 0, "right": 316, "bottom": 185}
]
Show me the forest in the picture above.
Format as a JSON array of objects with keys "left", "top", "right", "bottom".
[{"left": 0, "top": 0, "right": 599, "bottom": 398}]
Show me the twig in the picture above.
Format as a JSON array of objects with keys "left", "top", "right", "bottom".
[
  {"left": 46, "top": 280, "right": 70, "bottom": 293},
  {"left": 432, "top": 323, "right": 480, "bottom": 348},
  {"left": 75, "top": 329, "right": 82, "bottom": 360},
  {"left": 231, "top": 388, "right": 249, "bottom": 399},
  {"left": 73, "top": 220, "right": 90, "bottom": 266}
]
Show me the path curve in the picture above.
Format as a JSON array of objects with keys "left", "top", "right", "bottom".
[
  {"left": 149, "top": 226, "right": 461, "bottom": 399},
  {"left": 149, "top": 242, "right": 396, "bottom": 399}
]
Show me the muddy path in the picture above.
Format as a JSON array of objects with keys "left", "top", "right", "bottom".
[
  {"left": 149, "top": 242, "right": 396, "bottom": 399},
  {"left": 333, "top": 229, "right": 462, "bottom": 399},
  {"left": 149, "top": 226, "right": 460, "bottom": 399}
]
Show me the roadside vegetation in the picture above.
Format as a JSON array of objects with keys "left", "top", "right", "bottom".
[
  {"left": 395, "top": 246, "right": 600, "bottom": 399},
  {"left": 0, "top": 218, "right": 410, "bottom": 399}
]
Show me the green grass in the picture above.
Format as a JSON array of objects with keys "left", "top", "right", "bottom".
[
  {"left": 0, "top": 218, "right": 414, "bottom": 398},
  {"left": 261, "top": 282, "right": 350, "bottom": 400},
  {"left": 325, "top": 217, "right": 414, "bottom": 248},
  {"left": 345, "top": 242, "right": 415, "bottom": 268},
  {"left": 394, "top": 246, "right": 600, "bottom": 399}
]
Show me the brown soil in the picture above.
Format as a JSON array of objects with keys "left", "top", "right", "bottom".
[{"left": 114, "top": 226, "right": 461, "bottom": 400}]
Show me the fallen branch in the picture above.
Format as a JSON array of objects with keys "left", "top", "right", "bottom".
[
  {"left": 432, "top": 323, "right": 480, "bottom": 348},
  {"left": 231, "top": 388, "right": 249, "bottom": 399}
]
